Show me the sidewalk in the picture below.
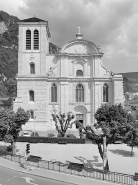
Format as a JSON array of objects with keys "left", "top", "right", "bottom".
[{"left": 0, "top": 156, "right": 121, "bottom": 185}]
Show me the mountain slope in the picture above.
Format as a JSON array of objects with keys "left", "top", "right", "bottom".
[{"left": 0, "top": 10, "right": 18, "bottom": 98}]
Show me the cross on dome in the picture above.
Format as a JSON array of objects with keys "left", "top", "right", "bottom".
[
  {"left": 77, "top": 26, "right": 81, "bottom": 34},
  {"left": 76, "top": 26, "right": 83, "bottom": 39}
]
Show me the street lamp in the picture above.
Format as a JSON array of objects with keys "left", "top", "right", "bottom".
[{"left": 34, "top": 109, "right": 37, "bottom": 137}]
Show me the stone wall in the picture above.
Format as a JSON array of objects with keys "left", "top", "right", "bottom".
[{"left": 113, "top": 74, "right": 124, "bottom": 105}]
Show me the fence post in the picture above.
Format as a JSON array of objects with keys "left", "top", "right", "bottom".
[
  {"left": 48, "top": 161, "right": 49, "bottom": 170},
  {"left": 59, "top": 162, "right": 60, "bottom": 172},
  {"left": 114, "top": 172, "right": 115, "bottom": 183},
  {"left": 53, "top": 162, "right": 54, "bottom": 171},
  {"left": 103, "top": 171, "right": 104, "bottom": 181}
]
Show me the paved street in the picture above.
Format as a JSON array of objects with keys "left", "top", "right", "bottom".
[
  {"left": 0, "top": 157, "right": 120, "bottom": 185},
  {"left": 0, "top": 165, "right": 75, "bottom": 185}
]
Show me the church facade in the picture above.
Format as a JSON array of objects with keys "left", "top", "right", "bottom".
[{"left": 13, "top": 17, "right": 124, "bottom": 131}]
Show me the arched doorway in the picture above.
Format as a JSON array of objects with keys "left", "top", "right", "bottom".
[{"left": 73, "top": 106, "right": 87, "bottom": 128}]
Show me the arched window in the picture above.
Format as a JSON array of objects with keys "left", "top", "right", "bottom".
[
  {"left": 30, "top": 110, "right": 34, "bottom": 119},
  {"left": 76, "top": 70, "right": 83, "bottom": 76},
  {"left": 103, "top": 83, "right": 108, "bottom": 102},
  {"left": 76, "top": 84, "right": 84, "bottom": 102},
  {"left": 34, "top": 29, "right": 39, "bottom": 50},
  {"left": 51, "top": 83, "right": 57, "bottom": 102},
  {"left": 26, "top": 29, "right": 31, "bottom": 50},
  {"left": 30, "top": 63, "right": 35, "bottom": 74},
  {"left": 29, "top": 90, "right": 34, "bottom": 102}
]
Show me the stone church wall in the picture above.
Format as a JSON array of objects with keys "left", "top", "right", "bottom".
[
  {"left": 16, "top": 80, "right": 49, "bottom": 131},
  {"left": 113, "top": 75, "right": 124, "bottom": 105}
]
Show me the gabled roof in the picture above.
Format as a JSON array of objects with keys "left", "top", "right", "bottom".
[
  {"left": 20, "top": 17, "right": 47, "bottom": 23},
  {"left": 19, "top": 17, "right": 51, "bottom": 38}
]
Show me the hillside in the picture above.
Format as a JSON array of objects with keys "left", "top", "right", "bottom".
[
  {"left": 121, "top": 72, "right": 138, "bottom": 79},
  {"left": 121, "top": 72, "right": 138, "bottom": 93},
  {"left": 0, "top": 10, "right": 18, "bottom": 98}
]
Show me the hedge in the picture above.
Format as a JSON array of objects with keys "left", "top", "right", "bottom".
[{"left": 16, "top": 137, "right": 85, "bottom": 144}]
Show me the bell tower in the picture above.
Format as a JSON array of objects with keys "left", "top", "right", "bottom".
[{"left": 18, "top": 17, "right": 51, "bottom": 76}]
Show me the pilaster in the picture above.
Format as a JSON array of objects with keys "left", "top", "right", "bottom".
[
  {"left": 90, "top": 81, "right": 95, "bottom": 125},
  {"left": 60, "top": 82, "right": 69, "bottom": 113},
  {"left": 40, "top": 26, "right": 47, "bottom": 75}
]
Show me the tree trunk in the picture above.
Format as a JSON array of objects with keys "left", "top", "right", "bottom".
[
  {"left": 61, "top": 132, "right": 65, "bottom": 137},
  {"left": 98, "top": 143, "right": 103, "bottom": 159},
  {"left": 97, "top": 143, "right": 109, "bottom": 171},
  {"left": 11, "top": 142, "right": 16, "bottom": 155},
  {"left": 131, "top": 146, "right": 133, "bottom": 156},
  {"left": 104, "top": 160, "right": 109, "bottom": 171}
]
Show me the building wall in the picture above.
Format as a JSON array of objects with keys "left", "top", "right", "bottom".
[
  {"left": 13, "top": 20, "right": 124, "bottom": 131},
  {"left": 113, "top": 75, "right": 124, "bottom": 104}
]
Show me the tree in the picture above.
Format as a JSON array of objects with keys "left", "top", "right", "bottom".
[
  {"left": 123, "top": 122, "right": 138, "bottom": 156},
  {"left": 51, "top": 112, "right": 75, "bottom": 137},
  {"left": 76, "top": 103, "right": 137, "bottom": 171},
  {"left": 0, "top": 107, "right": 30, "bottom": 154},
  {"left": 6, "top": 78, "right": 17, "bottom": 98}
]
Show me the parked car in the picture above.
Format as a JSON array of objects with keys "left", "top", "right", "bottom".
[{"left": 22, "top": 131, "right": 31, "bottom": 137}]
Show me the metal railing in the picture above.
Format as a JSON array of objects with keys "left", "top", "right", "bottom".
[{"left": 2, "top": 154, "right": 138, "bottom": 185}]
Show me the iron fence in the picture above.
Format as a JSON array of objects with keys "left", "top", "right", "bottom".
[{"left": 2, "top": 154, "right": 138, "bottom": 185}]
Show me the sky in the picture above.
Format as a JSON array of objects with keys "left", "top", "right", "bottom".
[{"left": 1, "top": 0, "right": 138, "bottom": 73}]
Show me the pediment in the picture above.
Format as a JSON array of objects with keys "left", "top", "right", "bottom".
[{"left": 62, "top": 40, "right": 99, "bottom": 55}]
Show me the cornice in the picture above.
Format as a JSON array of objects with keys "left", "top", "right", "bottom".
[
  {"left": 16, "top": 75, "right": 113, "bottom": 82},
  {"left": 56, "top": 53, "right": 103, "bottom": 57}
]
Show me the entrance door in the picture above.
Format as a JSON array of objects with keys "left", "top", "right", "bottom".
[{"left": 76, "top": 114, "right": 83, "bottom": 128}]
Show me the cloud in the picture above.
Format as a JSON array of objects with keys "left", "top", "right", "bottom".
[
  {"left": 1, "top": 0, "right": 138, "bottom": 73},
  {"left": 0, "top": 0, "right": 27, "bottom": 18}
]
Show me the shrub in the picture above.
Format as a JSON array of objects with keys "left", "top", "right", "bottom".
[
  {"left": 47, "top": 133, "right": 55, "bottom": 137},
  {"left": 57, "top": 133, "right": 63, "bottom": 137},
  {"left": 7, "top": 145, "right": 12, "bottom": 152},
  {"left": 17, "top": 136, "right": 85, "bottom": 144},
  {"left": 66, "top": 134, "right": 77, "bottom": 138}
]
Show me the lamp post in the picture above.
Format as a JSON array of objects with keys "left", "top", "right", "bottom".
[{"left": 34, "top": 109, "right": 37, "bottom": 137}]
